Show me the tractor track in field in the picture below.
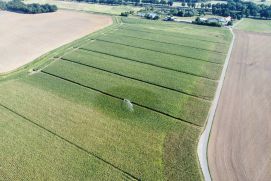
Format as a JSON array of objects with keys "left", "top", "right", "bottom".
[
  {"left": 79, "top": 48, "right": 219, "bottom": 81},
  {"left": 107, "top": 34, "right": 226, "bottom": 54},
  {"left": 40, "top": 70, "right": 202, "bottom": 128},
  {"left": 60, "top": 57, "right": 212, "bottom": 101},
  {"left": 118, "top": 27, "right": 227, "bottom": 44},
  {"left": 0, "top": 102, "right": 139, "bottom": 181},
  {"left": 92, "top": 39, "right": 223, "bottom": 65}
]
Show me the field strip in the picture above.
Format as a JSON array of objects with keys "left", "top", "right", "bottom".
[
  {"left": 61, "top": 57, "right": 211, "bottom": 101},
  {"left": 112, "top": 34, "right": 226, "bottom": 54},
  {"left": 119, "top": 27, "right": 226, "bottom": 44},
  {"left": 0, "top": 102, "right": 139, "bottom": 181},
  {"left": 40, "top": 70, "right": 202, "bottom": 128},
  {"left": 93, "top": 39, "right": 222, "bottom": 65},
  {"left": 197, "top": 28, "right": 235, "bottom": 181},
  {"left": 79, "top": 48, "right": 218, "bottom": 81}
]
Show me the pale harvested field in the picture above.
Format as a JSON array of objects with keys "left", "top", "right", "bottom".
[
  {"left": 208, "top": 30, "right": 271, "bottom": 181},
  {"left": 0, "top": 10, "right": 112, "bottom": 73}
]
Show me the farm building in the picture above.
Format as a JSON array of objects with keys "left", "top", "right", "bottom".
[{"left": 207, "top": 16, "right": 231, "bottom": 25}]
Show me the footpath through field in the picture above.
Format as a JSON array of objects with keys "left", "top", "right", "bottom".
[{"left": 208, "top": 30, "right": 271, "bottom": 181}]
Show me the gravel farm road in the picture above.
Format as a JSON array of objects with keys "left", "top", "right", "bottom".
[{"left": 208, "top": 30, "right": 271, "bottom": 181}]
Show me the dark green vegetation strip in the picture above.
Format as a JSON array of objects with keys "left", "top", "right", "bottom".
[
  {"left": 119, "top": 26, "right": 226, "bottom": 44},
  {"left": 41, "top": 69, "right": 203, "bottom": 127},
  {"left": 0, "top": 76, "right": 202, "bottom": 180},
  {"left": 94, "top": 38, "right": 223, "bottom": 64},
  {"left": 0, "top": 103, "right": 138, "bottom": 180},
  {"left": 61, "top": 49, "right": 217, "bottom": 100},
  {"left": 111, "top": 28, "right": 230, "bottom": 54},
  {"left": 109, "top": 33, "right": 225, "bottom": 53},
  {"left": 61, "top": 57, "right": 212, "bottom": 101},
  {"left": 0, "top": 16, "right": 232, "bottom": 181},
  {"left": 79, "top": 46, "right": 222, "bottom": 80},
  {"left": 79, "top": 47, "right": 218, "bottom": 81}
]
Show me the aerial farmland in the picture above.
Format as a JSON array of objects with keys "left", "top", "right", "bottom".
[
  {"left": 4, "top": 0, "right": 270, "bottom": 181},
  {"left": 0, "top": 8, "right": 231, "bottom": 179}
]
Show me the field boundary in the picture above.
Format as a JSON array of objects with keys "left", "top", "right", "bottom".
[
  {"left": 197, "top": 28, "right": 235, "bottom": 181},
  {"left": 0, "top": 102, "right": 139, "bottom": 180}
]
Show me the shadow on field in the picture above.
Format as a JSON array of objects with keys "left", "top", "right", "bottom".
[{"left": 94, "top": 85, "right": 161, "bottom": 120}]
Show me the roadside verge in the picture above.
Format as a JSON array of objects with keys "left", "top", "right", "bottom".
[{"left": 197, "top": 28, "right": 235, "bottom": 181}]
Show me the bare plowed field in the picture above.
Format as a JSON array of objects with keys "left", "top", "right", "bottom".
[
  {"left": 0, "top": 10, "right": 112, "bottom": 73},
  {"left": 208, "top": 30, "right": 271, "bottom": 181}
]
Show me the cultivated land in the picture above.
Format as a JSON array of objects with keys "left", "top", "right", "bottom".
[
  {"left": 0, "top": 14, "right": 231, "bottom": 180},
  {"left": 235, "top": 18, "right": 271, "bottom": 33},
  {"left": 25, "top": 0, "right": 143, "bottom": 15},
  {"left": 208, "top": 30, "right": 271, "bottom": 181},
  {"left": 0, "top": 10, "right": 112, "bottom": 73}
]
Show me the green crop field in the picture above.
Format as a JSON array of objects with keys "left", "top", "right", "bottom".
[
  {"left": 235, "top": 18, "right": 271, "bottom": 33},
  {"left": 0, "top": 16, "right": 232, "bottom": 180}
]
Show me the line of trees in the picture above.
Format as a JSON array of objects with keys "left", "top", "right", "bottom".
[
  {"left": 211, "top": 0, "right": 271, "bottom": 19},
  {"left": 175, "top": 0, "right": 212, "bottom": 2},
  {"left": 170, "top": 8, "right": 196, "bottom": 16},
  {"left": 0, "top": 0, "right": 57, "bottom": 14},
  {"left": 75, "top": 0, "right": 172, "bottom": 5}
]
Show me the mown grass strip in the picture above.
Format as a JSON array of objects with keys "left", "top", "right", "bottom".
[
  {"left": 61, "top": 57, "right": 211, "bottom": 101},
  {"left": 94, "top": 39, "right": 222, "bottom": 64},
  {"left": 0, "top": 102, "right": 139, "bottom": 181},
  {"left": 41, "top": 70, "right": 201, "bottom": 128},
  {"left": 79, "top": 47, "right": 219, "bottom": 81}
]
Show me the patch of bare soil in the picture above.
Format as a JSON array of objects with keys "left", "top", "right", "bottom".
[
  {"left": 208, "top": 30, "right": 271, "bottom": 181},
  {"left": 0, "top": 10, "right": 112, "bottom": 73}
]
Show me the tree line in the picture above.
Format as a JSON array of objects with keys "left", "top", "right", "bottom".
[
  {"left": 0, "top": 0, "right": 57, "bottom": 14},
  {"left": 211, "top": 0, "right": 271, "bottom": 19},
  {"left": 75, "top": 0, "right": 173, "bottom": 5}
]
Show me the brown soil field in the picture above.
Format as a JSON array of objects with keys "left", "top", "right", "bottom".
[
  {"left": 208, "top": 30, "right": 271, "bottom": 181},
  {"left": 0, "top": 10, "right": 112, "bottom": 73}
]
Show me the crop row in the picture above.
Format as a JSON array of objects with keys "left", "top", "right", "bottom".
[
  {"left": 120, "top": 17, "right": 231, "bottom": 42},
  {"left": 119, "top": 20, "right": 230, "bottom": 43},
  {"left": 0, "top": 104, "right": 130, "bottom": 180},
  {"left": 63, "top": 49, "right": 217, "bottom": 100},
  {"left": 96, "top": 35, "right": 225, "bottom": 64},
  {"left": 110, "top": 28, "right": 229, "bottom": 54},
  {"left": 80, "top": 40, "right": 222, "bottom": 80},
  {"left": 43, "top": 60, "right": 210, "bottom": 126},
  {"left": 0, "top": 77, "right": 195, "bottom": 180}
]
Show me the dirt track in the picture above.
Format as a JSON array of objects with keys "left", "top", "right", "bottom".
[
  {"left": 0, "top": 10, "right": 112, "bottom": 73},
  {"left": 208, "top": 30, "right": 271, "bottom": 181}
]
